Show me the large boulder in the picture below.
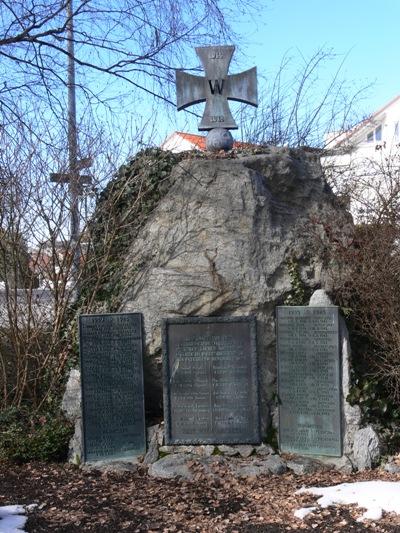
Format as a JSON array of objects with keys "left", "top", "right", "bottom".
[{"left": 118, "top": 148, "right": 352, "bottom": 431}]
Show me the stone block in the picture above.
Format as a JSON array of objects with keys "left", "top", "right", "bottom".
[
  {"left": 353, "top": 426, "right": 380, "bottom": 470},
  {"left": 148, "top": 453, "right": 194, "bottom": 480}
]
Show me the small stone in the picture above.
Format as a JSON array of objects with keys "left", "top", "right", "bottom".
[
  {"left": 230, "top": 456, "right": 286, "bottom": 477},
  {"left": 158, "top": 445, "right": 214, "bottom": 456},
  {"left": 68, "top": 418, "right": 83, "bottom": 464},
  {"left": 196, "top": 455, "right": 227, "bottom": 478},
  {"left": 83, "top": 459, "right": 140, "bottom": 473},
  {"left": 202, "top": 445, "right": 216, "bottom": 456},
  {"left": 263, "top": 455, "right": 287, "bottom": 475},
  {"left": 156, "top": 424, "right": 165, "bottom": 446},
  {"left": 353, "top": 426, "right": 380, "bottom": 470},
  {"left": 254, "top": 443, "right": 275, "bottom": 456},
  {"left": 147, "top": 424, "right": 162, "bottom": 443},
  {"left": 159, "top": 445, "right": 188, "bottom": 454},
  {"left": 286, "top": 457, "right": 326, "bottom": 475},
  {"left": 235, "top": 445, "right": 254, "bottom": 458},
  {"left": 384, "top": 462, "right": 400, "bottom": 474},
  {"left": 61, "top": 368, "right": 81, "bottom": 420},
  {"left": 308, "top": 289, "right": 334, "bottom": 307},
  {"left": 143, "top": 432, "right": 159, "bottom": 464},
  {"left": 230, "top": 460, "right": 263, "bottom": 478},
  {"left": 217, "top": 444, "right": 254, "bottom": 457},
  {"left": 218, "top": 445, "right": 239, "bottom": 456},
  {"left": 148, "top": 453, "right": 193, "bottom": 480}
]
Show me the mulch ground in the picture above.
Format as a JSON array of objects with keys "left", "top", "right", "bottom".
[{"left": 2, "top": 461, "right": 400, "bottom": 532}]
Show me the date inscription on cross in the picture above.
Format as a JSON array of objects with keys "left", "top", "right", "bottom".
[{"left": 176, "top": 45, "right": 257, "bottom": 131}]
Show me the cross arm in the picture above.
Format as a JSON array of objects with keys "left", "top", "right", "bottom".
[
  {"left": 176, "top": 71, "right": 207, "bottom": 111},
  {"left": 225, "top": 67, "right": 258, "bottom": 107}
]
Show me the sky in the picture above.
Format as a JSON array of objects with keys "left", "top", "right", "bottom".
[
  {"left": 171, "top": 0, "right": 400, "bottom": 140},
  {"left": 245, "top": 0, "right": 400, "bottom": 112}
]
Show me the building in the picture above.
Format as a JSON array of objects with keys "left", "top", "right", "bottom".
[
  {"left": 322, "top": 95, "right": 400, "bottom": 221},
  {"left": 29, "top": 240, "right": 77, "bottom": 290},
  {"left": 161, "top": 131, "right": 254, "bottom": 153}
]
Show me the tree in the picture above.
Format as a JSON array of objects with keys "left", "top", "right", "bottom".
[
  {"left": 0, "top": 0, "right": 254, "bottom": 148},
  {"left": 240, "top": 48, "right": 369, "bottom": 148}
]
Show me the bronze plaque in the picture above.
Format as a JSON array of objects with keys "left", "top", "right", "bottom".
[
  {"left": 277, "top": 306, "right": 342, "bottom": 457},
  {"left": 163, "top": 316, "right": 260, "bottom": 445},
  {"left": 79, "top": 313, "right": 145, "bottom": 462}
]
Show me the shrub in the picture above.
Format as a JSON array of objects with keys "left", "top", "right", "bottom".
[{"left": 0, "top": 406, "right": 73, "bottom": 463}]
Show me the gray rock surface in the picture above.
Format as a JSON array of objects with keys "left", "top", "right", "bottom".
[
  {"left": 149, "top": 452, "right": 285, "bottom": 480},
  {"left": 217, "top": 445, "right": 239, "bottom": 456},
  {"left": 384, "top": 462, "right": 400, "bottom": 474},
  {"left": 307, "top": 289, "right": 363, "bottom": 471},
  {"left": 143, "top": 425, "right": 163, "bottom": 464},
  {"left": 286, "top": 457, "right": 329, "bottom": 475},
  {"left": 309, "top": 289, "right": 334, "bottom": 307},
  {"left": 61, "top": 368, "right": 82, "bottom": 463},
  {"left": 337, "top": 292, "right": 364, "bottom": 470},
  {"left": 148, "top": 453, "right": 194, "bottom": 480},
  {"left": 61, "top": 369, "right": 81, "bottom": 420},
  {"left": 147, "top": 424, "right": 164, "bottom": 447},
  {"left": 69, "top": 419, "right": 83, "bottom": 465},
  {"left": 159, "top": 445, "right": 215, "bottom": 456},
  {"left": 260, "top": 455, "right": 287, "bottom": 475},
  {"left": 353, "top": 426, "right": 381, "bottom": 470},
  {"left": 82, "top": 459, "right": 140, "bottom": 473},
  {"left": 254, "top": 443, "right": 275, "bottom": 456},
  {"left": 234, "top": 445, "right": 254, "bottom": 458},
  {"left": 120, "top": 149, "right": 352, "bottom": 432},
  {"left": 231, "top": 455, "right": 286, "bottom": 477}
]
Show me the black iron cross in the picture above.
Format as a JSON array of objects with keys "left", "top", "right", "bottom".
[{"left": 176, "top": 45, "right": 257, "bottom": 131}]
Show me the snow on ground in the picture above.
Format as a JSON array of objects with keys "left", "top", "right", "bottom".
[
  {"left": 295, "top": 481, "right": 400, "bottom": 521},
  {"left": 0, "top": 505, "right": 36, "bottom": 532},
  {"left": 293, "top": 506, "right": 317, "bottom": 519}
]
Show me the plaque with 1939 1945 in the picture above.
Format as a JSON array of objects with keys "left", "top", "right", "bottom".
[
  {"left": 277, "top": 306, "right": 342, "bottom": 457},
  {"left": 163, "top": 315, "right": 261, "bottom": 445},
  {"left": 79, "top": 313, "right": 146, "bottom": 462}
]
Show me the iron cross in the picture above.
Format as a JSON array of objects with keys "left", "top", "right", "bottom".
[{"left": 176, "top": 45, "right": 258, "bottom": 131}]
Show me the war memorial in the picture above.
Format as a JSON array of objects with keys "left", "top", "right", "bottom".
[{"left": 64, "top": 46, "right": 379, "bottom": 475}]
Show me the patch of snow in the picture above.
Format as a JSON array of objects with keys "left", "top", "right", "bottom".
[
  {"left": 359, "top": 507, "right": 383, "bottom": 521},
  {"left": 294, "top": 506, "right": 317, "bottom": 519},
  {"left": 296, "top": 481, "right": 400, "bottom": 521},
  {"left": 0, "top": 504, "right": 36, "bottom": 532}
]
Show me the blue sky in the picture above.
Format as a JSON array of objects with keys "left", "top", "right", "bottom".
[
  {"left": 171, "top": 0, "right": 400, "bottom": 139},
  {"left": 244, "top": 0, "right": 400, "bottom": 113}
]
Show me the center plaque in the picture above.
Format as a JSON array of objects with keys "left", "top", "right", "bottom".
[
  {"left": 163, "top": 316, "right": 260, "bottom": 445},
  {"left": 79, "top": 313, "right": 146, "bottom": 462},
  {"left": 277, "top": 306, "right": 341, "bottom": 457}
]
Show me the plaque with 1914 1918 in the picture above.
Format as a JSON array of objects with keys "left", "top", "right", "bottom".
[
  {"left": 277, "top": 306, "right": 342, "bottom": 457},
  {"left": 79, "top": 313, "right": 146, "bottom": 462},
  {"left": 163, "top": 315, "right": 261, "bottom": 445}
]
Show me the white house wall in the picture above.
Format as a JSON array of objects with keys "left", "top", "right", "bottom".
[
  {"left": 160, "top": 135, "right": 196, "bottom": 153},
  {"left": 322, "top": 96, "right": 400, "bottom": 222}
]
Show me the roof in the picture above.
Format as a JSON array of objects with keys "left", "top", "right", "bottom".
[
  {"left": 175, "top": 132, "right": 206, "bottom": 150},
  {"left": 161, "top": 131, "right": 256, "bottom": 152},
  {"left": 330, "top": 94, "right": 400, "bottom": 148}
]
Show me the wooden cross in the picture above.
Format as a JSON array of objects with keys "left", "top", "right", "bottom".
[{"left": 176, "top": 45, "right": 257, "bottom": 131}]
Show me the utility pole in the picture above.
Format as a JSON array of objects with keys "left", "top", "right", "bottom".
[
  {"left": 50, "top": 0, "right": 92, "bottom": 294},
  {"left": 66, "top": 0, "right": 80, "bottom": 286}
]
